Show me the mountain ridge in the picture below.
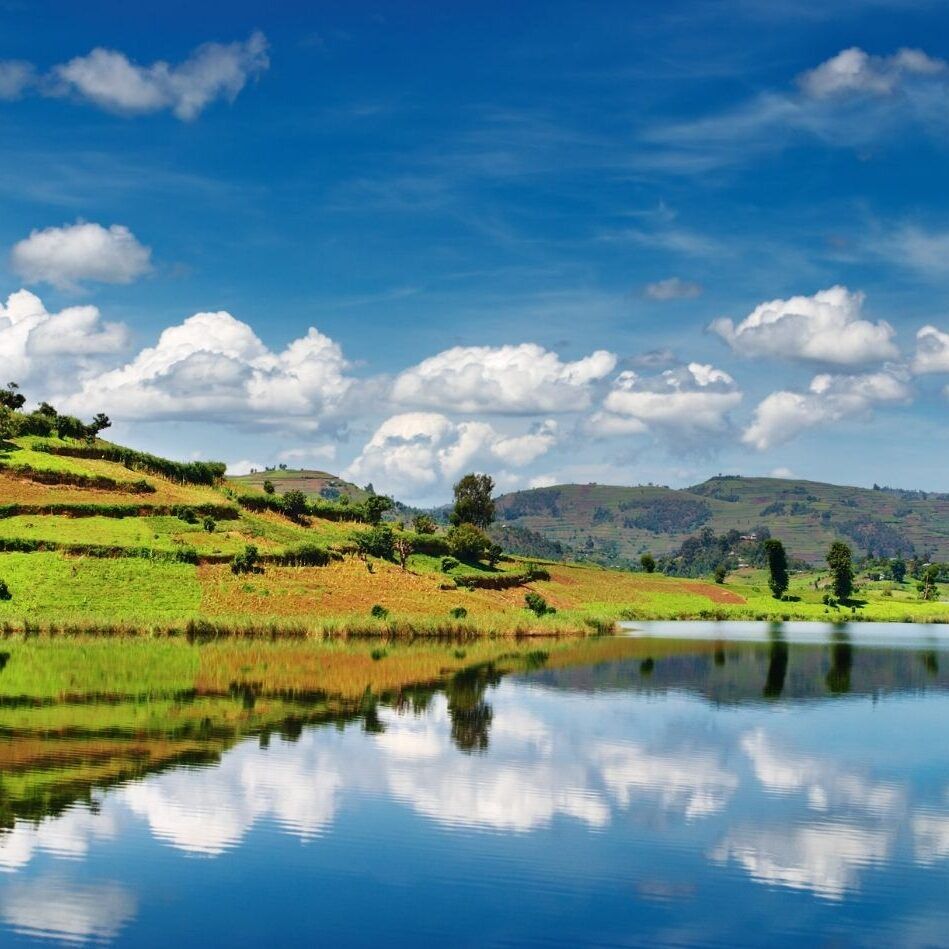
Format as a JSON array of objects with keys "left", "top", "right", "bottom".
[{"left": 491, "top": 474, "right": 949, "bottom": 565}]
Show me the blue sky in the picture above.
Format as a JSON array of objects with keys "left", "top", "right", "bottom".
[{"left": 1, "top": 0, "right": 948, "bottom": 503}]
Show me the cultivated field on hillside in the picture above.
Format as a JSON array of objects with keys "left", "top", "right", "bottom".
[{"left": 1, "top": 435, "right": 945, "bottom": 634}]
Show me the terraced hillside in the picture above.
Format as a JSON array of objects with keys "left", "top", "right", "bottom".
[
  {"left": 1, "top": 431, "right": 945, "bottom": 629},
  {"left": 0, "top": 432, "right": 782, "bottom": 632},
  {"left": 494, "top": 476, "right": 949, "bottom": 565}
]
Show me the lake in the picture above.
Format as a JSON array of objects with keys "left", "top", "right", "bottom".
[{"left": 1, "top": 623, "right": 947, "bottom": 947}]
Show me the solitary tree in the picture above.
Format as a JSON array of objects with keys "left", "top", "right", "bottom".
[
  {"left": 393, "top": 534, "right": 413, "bottom": 570},
  {"left": 764, "top": 538, "right": 789, "bottom": 599},
  {"left": 450, "top": 473, "right": 495, "bottom": 529},
  {"left": 920, "top": 565, "right": 940, "bottom": 601},
  {"left": 262, "top": 479, "right": 276, "bottom": 495},
  {"left": 282, "top": 489, "right": 309, "bottom": 521},
  {"left": 364, "top": 494, "right": 394, "bottom": 526},
  {"left": 827, "top": 541, "right": 854, "bottom": 601},
  {"left": 88, "top": 413, "right": 111, "bottom": 439},
  {"left": 891, "top": 557, "right": 907, "bottom": 583},
  {"left": 640, "top": 553, "right": 656, "bottom": 574}
]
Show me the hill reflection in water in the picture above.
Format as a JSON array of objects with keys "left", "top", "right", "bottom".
[{"left": 0, "top": 628, "right": 947, "bottom": 946}]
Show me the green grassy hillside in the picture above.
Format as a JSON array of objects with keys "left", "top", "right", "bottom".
[
  {"left": 0, "top": 429, "right": 945, "bottom": 631},
  {"left": 494, "top": 476, "right": 949, "bottom": 565},
  {"left": 230, "top": 468, "right": 368, "bottom": 502}
]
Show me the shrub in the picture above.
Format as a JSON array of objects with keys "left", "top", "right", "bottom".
[
  {"left": 174, "top": 506, "right": 198, "bottom": 524},
  {"left": 449, "top": 606, "right": 468, "bottom": 620},
  {"left": 525, "top": 563, "right": 551, "bottom": 581},
  {"left": 278, "top": 543, "right": 332, "bottom": 567},
  {"left": 446, "top": 523, "right": 491, "bottom": 562},
  {"left": 525, "top": 591, "right": 555, "bottom": 616},
  {"left": 40, "top": 442, "right": 226, "bottom": 485},
  {"left": 281, "top": 490, "right": 309, "bottom": 521},
  {"left": 713, "top": 564, "right": 727, "bottom": 584},
  {"left": 263, "top": 480, "right": 276, "bottom": 495},
  {"left": 640, "top": 553, "right": 656, "bottom": 573},
  {"left": 231, "top": 544, "right": 261, "bottom": 575},
  {"left": 370, "top": 604, "right": 389, "bottom": 619},
  {"left": 203, "top": 516, "right": 216, "bottom": 533},
  {"left": 441, "top": 556, "right": 459, "bottom": 572},
  {"left": 412, "top": 513, "right": 438, "bottom": 535},
  {"left": 352, "top": 525, "right": 395, "bottom": 559},
  {"left": 0, "top": 579, "right": 10, "bottom": 601},
  {"left": 370, "top": 647, "right": 387, "bottom": 660}
]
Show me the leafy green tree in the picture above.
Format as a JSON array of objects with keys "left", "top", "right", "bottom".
[
  {"left": 920, "top": 565, "right": 940, "bottom": 601},
  {"left": 203, "top": 516, "right": 216, "bottom": 533},
  {"left": 891, "top": 557, "right": 907, "bottom": 583},
  {"left": 263, "top": 480, "right": 276, "bottom": 495},
  {"left": 713, "top": 563, "right": 728, "bottom": 584},
  {"left": 450, "top": 473, "right": 495, "bottom": 529},
  {"left": 764, "top": 538, "right": 789, "bottom": 599},
  {"left": 640, "top": 553, "right": 656, "bottom": 574},
  {"left": 281, "top": 489, "right": 309, "bottom": 520},
  {"left": 446, "top": 523, "right": 491, "bottom": 562},
  {"left": 827, "top": 541, "right": 854, "bottom": 601},
  {"left": 352, "top": 525, "right": 395, "bottom": 559},
  {"left": 524, "top": 591, "right": 555, "bottom": 616},
  {"left": 88, "top": 413, "right": 111, "bottom": 438},
  {"left": 231, "top": 544, "right": 260, "bottom": 575},
  {"left": 364, "top": 494, "right": 394, "bottom": 526},
  {"left": 55, "top": 414, "right": 88, "bottom": 440},
  {"left": 0, "top": 382, "right": 25, "bottom": 411},
  {"left": 0, "top": 406, "right": 14, "bottom": 441},
  {"left": 412, "top": 513, "right": 438, "bottom": 535}
]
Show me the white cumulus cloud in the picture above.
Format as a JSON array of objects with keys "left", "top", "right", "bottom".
[
  {"left": 50, "top": 32, "right": 269, "bottom": 120},
  {"left": 591, "top": 362, "right": 742, "bottom": 436},
  {"left": 743, "top": 369, "right": 911, "bottom": 450},
  {"left": 912, "top": 325, "right": 949, "bottom": 374},
  {"left": 344, "top": 412, "right": 558, "bottom": 500},
  {"left": 11, "top": 222, "right": 152, "bottom": 290},
  {"left": 0, "top": 289, "right": 128, "bottom": 388},
  {"left": 62, "top": 310, "right": 353, "bottom": 428},
  {"left": 392, "top": 343, "right": 616, "bottom": 414},
  {"left": 710, "top": 286, "right": 898, "bottom": 366}
]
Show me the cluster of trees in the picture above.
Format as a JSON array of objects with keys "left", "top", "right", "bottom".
[
  {"left": 619, "top": 497, "right": 711, "bottom": 534},
  {"left": 1, "top": 383, "right": 111, "bottom": 443},
  {"left": 653, "top": 526, "right": 788, "bottom": 579},
  {"left": 640, "top": 524, "right": 939, "bottom": 606},
  {"left": 350, "top": 472, "right": 502, "bottom": 572}
]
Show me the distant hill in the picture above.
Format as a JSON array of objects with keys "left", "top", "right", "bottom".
[
  {"left": 493, "top": 476, "right": 949, "bottom": 565},
  {"left": 229, "top": 468, "right": 369, "bottom": 503}
]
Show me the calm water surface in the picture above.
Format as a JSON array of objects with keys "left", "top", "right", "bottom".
[{"left": 1, "top": 623, "right": 948, "bottom": 947}]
